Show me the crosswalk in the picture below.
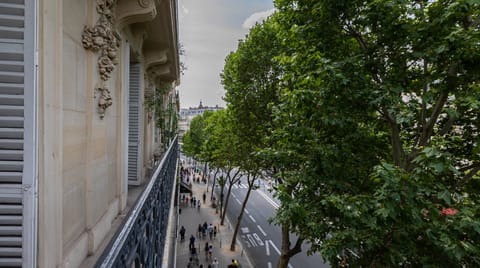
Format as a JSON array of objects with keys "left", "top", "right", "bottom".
[{"left": 231, "top": 183, "right": 249, "bottom": 189}]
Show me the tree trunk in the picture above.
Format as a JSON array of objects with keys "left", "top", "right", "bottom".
[
  {"left": 203, "top": 162, "right": 208, "bottom": 184},
  {"left": 230, "top": 174, "right": 255, "bottom": 251},
  {"left": 221, "top": 169, "right": 241, "bottom": 225},
  {"left": 221, "top": 183, "right": 234, "bottom": 225},
  {"left": 277, "top": 225, "right": 304, "bottom": 268},
  {"left": 210, "top": 169, "right": 219, "bottom": 200},
  {"left": 219, "top": 183, "right": 225, "bottom": 221}
]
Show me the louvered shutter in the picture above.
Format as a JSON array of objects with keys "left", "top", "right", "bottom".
[
  {"left": 0, "top": 0, "right": 36, "bottom": 267},
  {"left": 127, "top": 64, "right": 143, "bottom": 185}
]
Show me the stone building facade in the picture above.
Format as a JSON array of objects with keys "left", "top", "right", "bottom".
[{"left": 0, "top": 0, "right": 180, "bottom": 267}]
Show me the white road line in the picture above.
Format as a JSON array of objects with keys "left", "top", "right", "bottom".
[
  {"left": 257, "top": 189, "right": 279, "bottom": 209},
  {"left": 249, "top": 215, "right": 256, "bottom": 223},
  {"left": 232, "top": 193, "right": 236, "bottom": 198},
  {"left": 235, "top": 198, "right": 241, "bottom": 204},
  {"left": 257, "top": 225, "right": 267, "bottom": 236},
  {"left": 266, "top": 240, "right": 270, "bottom": 256},
  {"left": 269, "top": 240, "right": 281, "bottom": 255},
  {"left": 268, "top": 262, "right": 272, "bottom": 268},
  {"left": 268, "top": 241, "right": 294, "bottom": 268},
  {"left": 245, "top": 209, "right": 250, "bottom": 215}
]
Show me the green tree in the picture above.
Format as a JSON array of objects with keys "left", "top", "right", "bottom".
[
  {"left": 203, "top": 109, "right": 243, "bottom": 224},
  {"left": 269, "top": 0, "right": 480, "bottom": 267},
  {"left": 182, "top": 110, "right": 213, "bottom": 169},
  {"left": 221, "top": 18, "right": 286, "bottom": 253}
]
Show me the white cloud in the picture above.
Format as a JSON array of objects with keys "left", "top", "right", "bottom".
[
  {"left": 242, "top": 8, "right": 275, "bottom": 29},
  {"left": 177, "top": 0, "right": 274, "bottom": 108},
  {"left": 182, "top": 5, "right": 189, "bottom": 14}
]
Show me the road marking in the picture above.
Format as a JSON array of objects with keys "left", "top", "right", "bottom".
[
  {"left": 269, "top": 240, "right": 281, "bottom": 255},
  {"left": 257, "top": 225, "right": 267, "bottom": 236},
  {"left": 241, "top": 227, "right": 250, "bottom": 234},
  {"left": 235, "top": 198, "right": 241, "bottom": 204},
  {"left": 247, "top": 234, "right": 257, "bottom": 247},
  {"left": 268, "top": 262, "right": 272, "bottom": 268},
  {"left": 245, "top": 209, "right": 250, "bottom": 215},
  {"left": 253, "top": 233, "right": 264, "bottom": 246},
  {"left": 257, "top": 189, "right": 279, "bottom": 209},
  {"left": 232, "top": 193, "right": 236, "bottom": 198},
  {"left": 266, "top": 240, "right": 270, "bottom": 256},
  {"left": 249, "top": 215, "right": 256, "bottom": 223}
]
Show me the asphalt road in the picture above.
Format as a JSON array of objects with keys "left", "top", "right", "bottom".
[{"left": 217, "top": 179, "right": 331, "bottom": 268}]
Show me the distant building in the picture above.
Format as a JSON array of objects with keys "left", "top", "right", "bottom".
[{"left": 178, "top": 101, "right": 224, "bottom": 138}]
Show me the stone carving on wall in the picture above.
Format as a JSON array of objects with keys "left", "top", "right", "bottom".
[
  {"left": 95, "top": 86, "right": 113, "bottom": 119},
  {"left": 138, "top": 0, "right": 150, "bottom": 8},
  {"left": 82, "top": 0, "right": 121, "bottom": 119}
]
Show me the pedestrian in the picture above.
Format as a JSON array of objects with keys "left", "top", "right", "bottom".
[
  {"left": 208, "top": 223, "right": 213, "bottom": 240},
  {"left": 185, "top": 196, "right": 189, "bottom": 206},
  {"left": 203, "top": 192, "right": 206, "bottom": 203},
  {"left": 197, "top": 224, "right": 202, "bottom": 238},
  {"left": 201, "top": 224, "right": 206, "bottom": 239},
  {"left": 179, "top": 207, "right": 182, "bottom": 215},
  {"left": 208, "top": 244, "right": 213, "bottom": 261},
  {"left": 197, "top": 201, "right": 201, "bottom": 211},
  {"left": 189, "top": 235, "right": 195, "bottom": 250},
  {"left": 187, "top": 257, "right": 193, "bottom": 268},
  {"left": 213, "top": 226, "right": 217, "bottom": 239},
  {"left": 179, "top": 226, "right": 186, "bottom": 241},
  {"left": 204, "top": 242, "right": 209, "bottom": 259},
  {"left": 193, "top": 199, "right": 196, "bottom": 208},
  {"left": 211, "top": 258, "right": 219, "bottom": 268}
]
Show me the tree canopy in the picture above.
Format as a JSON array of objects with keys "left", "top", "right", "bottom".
[
  {"left": 189, "top": 1, "right": 480, "bottom": 266},
  {"left": 267, "top": 0, "right": 480, "bottom": 266}
]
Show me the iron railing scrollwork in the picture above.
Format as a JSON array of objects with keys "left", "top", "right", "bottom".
[{"left": 96, "top": 136, "right": 178, "bottom": 267}]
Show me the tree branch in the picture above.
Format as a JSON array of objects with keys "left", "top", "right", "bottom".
[
  {"left": 419, "top": 63, "right": 458, "bottom": 146},
  {"left": 383, "top": 108, "right": 404, "bottom": 168},
  {"left": 437, "top": 116, "right": 457, "bottom": 136},
  {"left": 288, "top": 236, "right": 304, "bottom": 257},
  {"left": 459, "top": 162, "right": 480, "bottom": 173},
  {"left": 458, "top": 164, "right": 480, "bottom": 188}
]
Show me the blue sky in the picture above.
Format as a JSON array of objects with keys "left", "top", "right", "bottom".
[{"left": 177, "top": 0, "right": 275, "bottom": 108}]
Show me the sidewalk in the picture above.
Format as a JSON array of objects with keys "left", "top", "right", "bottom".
[{"left": 176, "top": 177, "right": 252, "bottom": 268}]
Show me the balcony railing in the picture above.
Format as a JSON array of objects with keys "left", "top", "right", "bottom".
[{"left": 95, "top": 136, "right": 178, "bottom": 267}]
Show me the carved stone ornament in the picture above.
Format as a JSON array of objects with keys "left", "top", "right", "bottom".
[
  {"left": 95, "top": 85, "right": 113, "bottom": 119},
  {"left": 82, "top": 0, "right": 121, "bottom": 118},
  {"left": 138, "top": 0, "right": 150, "bottom": 8}
]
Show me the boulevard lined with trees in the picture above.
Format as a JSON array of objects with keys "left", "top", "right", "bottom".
[{"left": 182, "top": 1, "right": 480, "bottom": 267}]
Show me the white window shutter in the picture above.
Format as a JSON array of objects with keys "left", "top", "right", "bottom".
[
  {"left": 127, "top": 64, "right": 143, "bottom": 185},
  {"left": 0, "top": 0, "right": 36, "bottom": 267}
]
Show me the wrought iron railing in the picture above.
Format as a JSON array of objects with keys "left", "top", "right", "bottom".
[{"left": 96, "top": 136, "right": 178, "bottom": 267}]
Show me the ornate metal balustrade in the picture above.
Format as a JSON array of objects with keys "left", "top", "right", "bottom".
[{"left": 96, "top": 136, "right": 178, "bottom": 268}]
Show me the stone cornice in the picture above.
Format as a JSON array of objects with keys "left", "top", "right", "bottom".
[
  {"left": 115, "top": 0, "right": 157, "bottom": 31},
  {"left": 144, "top": 49, "right": 167, "bottom": 70}
]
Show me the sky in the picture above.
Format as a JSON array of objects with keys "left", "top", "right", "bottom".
[{"left": 177, "top": 0, "right": 275, "bottom": 109}]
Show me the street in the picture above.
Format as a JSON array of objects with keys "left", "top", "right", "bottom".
[{"left": 216, "top": 178, "right": 331, "bottom": 268}]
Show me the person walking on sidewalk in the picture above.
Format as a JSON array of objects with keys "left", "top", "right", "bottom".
[
  {"left": 179, "top": 226, "right": 186, "bottom": 241},
  {"left": 211, "top": 258, "right": 219, "bottom": 268},
  {"left": 189, "top": 235, "right": 195, "bottom": 250},
  {"left": 204, "top": 242, "right": 209, "bottom": 261},
  {"left": 208, "top": 223, "right": 214, "bottom": 240}
]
